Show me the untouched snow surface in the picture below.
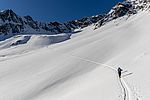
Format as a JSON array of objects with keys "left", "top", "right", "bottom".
[{"left": 0, "top": 11, "right": 150, "bottom": 100}]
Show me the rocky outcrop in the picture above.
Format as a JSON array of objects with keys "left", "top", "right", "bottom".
[
  {"left": 95, "top": 0, "right": 137, "bottom": 29},
  {"left": 94, "top": 0, "right": 150, "bottom": 29}
]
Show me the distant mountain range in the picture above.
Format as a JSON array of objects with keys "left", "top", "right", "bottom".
[
  {"left": 0, "top": 0, "right": 149, "bottom": 40},
  {"left": 0, "top": 9, "right": 103, "bottom": 34}
]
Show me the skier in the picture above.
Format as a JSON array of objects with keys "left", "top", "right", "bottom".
[{"left": 118, "top": 67, "right": 123, "bottom": 78}]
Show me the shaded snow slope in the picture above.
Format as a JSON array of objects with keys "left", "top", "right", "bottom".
[{"left": 0, "top": 10, "right": 150, "bottom": 100}]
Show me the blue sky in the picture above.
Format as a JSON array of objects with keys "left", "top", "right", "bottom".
[{"left": 0, "top": 0, "right": 123, "bottom": 22}]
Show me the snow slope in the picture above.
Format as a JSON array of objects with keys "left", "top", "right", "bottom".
[{"left": 0, "top": 10, "right": 150, "bottom": 100}]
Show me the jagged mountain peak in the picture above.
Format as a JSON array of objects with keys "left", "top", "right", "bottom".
[
  {"left": 94, "top": 0, "right": 150, "bottom": 29},
  {"left": 0, "top": 9, "right": 20, "bottom": 23},
  {"left": 0, "top": 9, "right": 104, "bottom": 35},
  {"left": 24, "top": 15, "right": 34, "bottom": 21},
  {"left": 0, "top": 9, "right": 105, "bottom": 41},
  {"left": 94, "top": 0, "right": 136, "bottom": 29},
  {"left": 0, "top": 9, "right": 15, "bottom": 14},
  {"left": 0, "top": 0, "right": 150, "bottom": 39}
]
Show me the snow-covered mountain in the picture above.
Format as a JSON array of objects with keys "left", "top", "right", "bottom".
[
  {"left": 1, "top": 0, "right": 150, "bottom": 36},
  {"left": 0, "top": 9, "right": 106, "bottom": 49},
  {"left": 0, "top": 0, "right": 149, "bottom": 43},
  {"left": 95, "top": 0, "right": 150, "bottom": 28},
  {"left": 0, "top": 0, "right": 150, "bottom": 100},
  {"left": 0, "top": 9, "right": 104, "bottom": 35},
  {"left": 0, "top": 9, "right": 105, "bottom": 46}
]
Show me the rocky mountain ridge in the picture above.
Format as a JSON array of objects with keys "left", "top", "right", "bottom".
[
  {"left": 0, "top": 0, "right": 149, "bottom": 37},
  {"left": 95, "top": 0, "right": 150, "bottom": 28},
  {"left": 0, "top": 9, "right": 104, "bottom": 35}
]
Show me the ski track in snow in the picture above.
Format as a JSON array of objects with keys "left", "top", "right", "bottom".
[
  {"left": 0, "top": 39, "right": 138, "bottom": 100},
  {"left": 121, "top": 78, "right": 137, "bottom": 100},
  {"left": 63, "top": 54, "right": 137, "bottom": 100},
  {"left": 119, "top": 78, "right": 127, "bottom": 100}
]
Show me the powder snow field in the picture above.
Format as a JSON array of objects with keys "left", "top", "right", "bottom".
[{"left": 0, "top": 11, "right": 150, "bottom": 100}]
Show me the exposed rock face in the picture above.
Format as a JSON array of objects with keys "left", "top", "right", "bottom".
[
  {"left": 0, "top": 10, "right": 22, "bottom": 34},
  {"left": 0, "top": 9, "right": 104, "bottom": 35},
  {"left": 109, "top": 2, "right": 135, "bottom": 18},
  {"left": 94, "top": 0, "right": 150, "bottom": 29},
  {"left": 95, "top": 0, "right": 137, "bottom": 28}
]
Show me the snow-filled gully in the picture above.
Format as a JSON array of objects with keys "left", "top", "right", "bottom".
[{"left": 67, "top": 55, "right": 136, "bottom": 100}]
